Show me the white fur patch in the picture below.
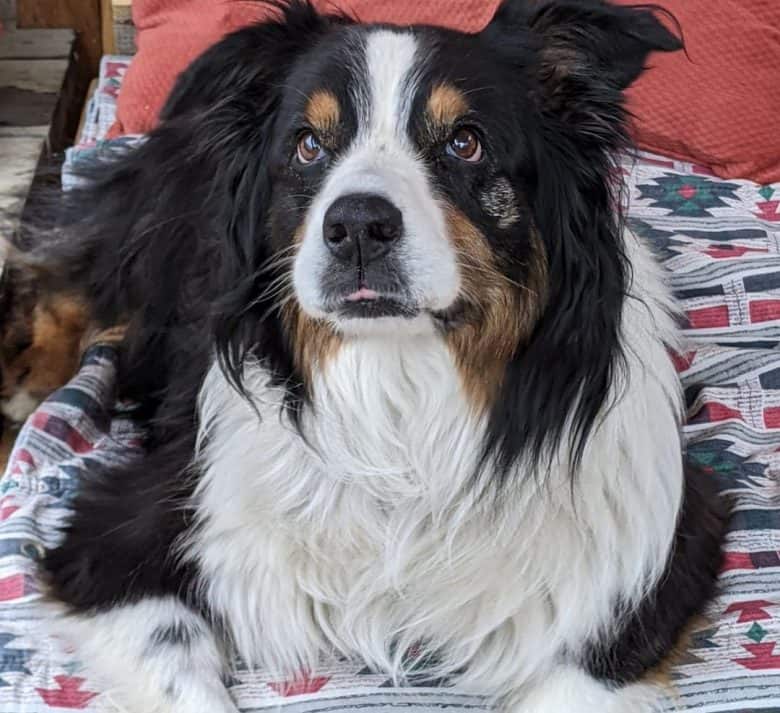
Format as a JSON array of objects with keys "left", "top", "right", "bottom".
[
  {"left": 51, "top": 597, "right": 237, "bottom": 713},
  {"left": 189, "top": 227, "right": 683, "bottom": 707},
  {"left": 480, "top": 177, "right": 521, "bottom": 229}
]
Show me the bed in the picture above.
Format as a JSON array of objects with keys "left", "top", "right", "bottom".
[{"left": 1, "top": 50, "right": 779, "bottom": 713}]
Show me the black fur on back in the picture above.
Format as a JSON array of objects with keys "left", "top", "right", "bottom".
[{"left": 41, "top": 0, "right": 339, "bottom": 612}]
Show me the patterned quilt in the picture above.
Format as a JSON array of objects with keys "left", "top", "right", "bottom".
[
  {"left": 61, "top": 56, "right": 140, "bottom": 193},
  {"left": 0, "top": 153, "right": 778, "bottom": 711}
]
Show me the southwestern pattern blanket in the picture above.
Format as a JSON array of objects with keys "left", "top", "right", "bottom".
[{"left": 0, "top": 152, "right": 777, "bottom": 711}]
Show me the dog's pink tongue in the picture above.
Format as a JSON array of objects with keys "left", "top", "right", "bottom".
[{"left": 345, "top": 288, "right": 379, "bottom": 302}]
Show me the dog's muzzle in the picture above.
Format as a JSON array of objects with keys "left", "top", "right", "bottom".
[{"left": 320, "top": 193, "right": 416, "bottom": 319}]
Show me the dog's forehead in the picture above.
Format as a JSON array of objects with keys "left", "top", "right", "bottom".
[{"left": 284, "top": 26, "right": 500, "bottom": 134}]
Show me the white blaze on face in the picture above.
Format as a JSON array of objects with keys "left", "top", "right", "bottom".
[{"left": 293, "top": 30, "right": 461, "bottom": 330}]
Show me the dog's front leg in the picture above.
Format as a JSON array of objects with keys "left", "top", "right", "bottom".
[{"left": 53, "top": 595, "right": 237, "bottom": 713}]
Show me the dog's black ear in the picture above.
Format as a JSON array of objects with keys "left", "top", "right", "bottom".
[
  {"left": 489, "top": 0, "right": 681, "bottom": 104},
  {"left": 529, "top": 1, "right": 680, "bottom": 94},
  {"left": 478, "top": 2, "right": 680, "bottom": 481}
]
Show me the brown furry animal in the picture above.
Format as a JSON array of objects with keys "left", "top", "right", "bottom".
[{"left": 0, "top": 259, "right": 90, "bottom": 466}]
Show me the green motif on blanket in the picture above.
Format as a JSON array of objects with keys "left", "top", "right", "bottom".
[{"left": 637, "top": 174, "right": 740, "bottom": 217}]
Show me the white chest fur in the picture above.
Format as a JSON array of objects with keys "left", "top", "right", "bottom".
[{"left": 189, "top": 236, "right": 684, "bottom": 696}]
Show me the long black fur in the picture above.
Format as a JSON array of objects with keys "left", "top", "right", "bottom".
[
  {"left": 480, "top": 0, "right": 681, "bottom": 475},
  {"left": 43, "top": 0, "right": 336, "bottom": 611}
]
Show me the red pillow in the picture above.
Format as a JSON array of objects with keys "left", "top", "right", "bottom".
[
  {"left": 618, "top": 0, "right": 780, "bottom": 184},
  {"left": 106, "top": 0, "right": 499, "bottom": 138},
  {"left": 109, "top": 0, "right": 780, "bottom": 184}
]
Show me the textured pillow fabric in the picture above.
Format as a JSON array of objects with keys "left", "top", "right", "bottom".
[
  {"left": 107, "top": 0, "right": 281, "bottom": 138},
  {"left": 106, "top": 0, "right": 500, "bottom": 138},
  {"left": 108, "top": 0, "right": 780, "bottom": 184},
  {"left": 618, "top": 0, "right": 780, "bottom": 184}
]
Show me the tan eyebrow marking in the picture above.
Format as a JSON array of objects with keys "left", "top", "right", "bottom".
[
  {"left": 304, "top": 90, "right": 341, "bottom": 131},
  {"left": 427, "top": 83, "right": 469, "bottom": 127}
]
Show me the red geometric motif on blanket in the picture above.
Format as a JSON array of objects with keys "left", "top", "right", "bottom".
[
  {"left": 750, "top": 300, "right": 780, "bottom": 324},
  {"left": 734, "top": 643, "right": 780, "bottom": 671},
  {"left": 267, "top": 673, "right": 332, "bottom": 697},
  {"left": 36, "top": 676, "right": 99, "bottom": 708},
  {"left": 687, "top": 305, "right": 730, "bottom": 329},
  {"left": 725, "top": 601, "right": 776, "bottom": 623}
]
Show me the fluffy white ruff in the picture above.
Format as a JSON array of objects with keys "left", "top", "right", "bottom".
[{"left": 189, "top": 226, "right": 683, "bottom": 707}]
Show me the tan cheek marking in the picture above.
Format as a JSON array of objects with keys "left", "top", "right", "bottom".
[
  {"left": 444, "top": 206, "right": 547, "bottom": 413},
  {"left": 282, "top": 301, "right": 342, "bottom": 388},
  {"left": 304, "top": 90, "right": 341, "bottom": 133},
  {"left": 291, "top": 223, "right": 305, "bottom": 248},
  {"left": 281, "top": 224, "right": 343, "bottom": 384},
  {"left": 427, "top": 84, "right": 469, "bottom": 130},
  {"left": 282, "top": 227, "right": 341, "bottom": 388}
]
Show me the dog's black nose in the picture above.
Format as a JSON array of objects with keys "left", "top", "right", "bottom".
[{"left": 322, "top": 194, "right": 403, "bottom": 265}]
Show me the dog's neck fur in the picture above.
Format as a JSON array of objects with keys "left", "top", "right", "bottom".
[{"left": 191, "top": 230, "right": 683, "bottom": 695}]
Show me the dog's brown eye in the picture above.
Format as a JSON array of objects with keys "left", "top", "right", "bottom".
[
  {"left": 447, "top": 128, "right": 482, "bottom": 162},
  {"left": 297, "top": 131, "right": 324, "bottom": 164}
]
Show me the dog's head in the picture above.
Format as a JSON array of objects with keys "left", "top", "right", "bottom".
[{"left": 78, "top": 0, "right": 680, "bottom": 473}]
